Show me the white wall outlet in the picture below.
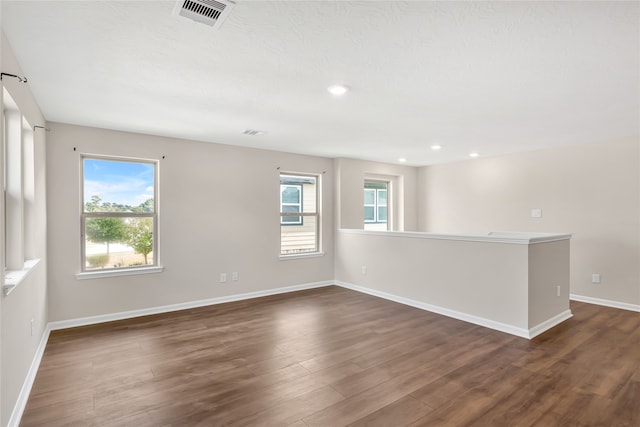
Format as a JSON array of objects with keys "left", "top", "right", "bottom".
[
  {"left": 30, "top": 318, "right": 35, "bottom": 336},
  {"left": 556, "top": 285, "right": 561, "bottom": 297},
  {"left": 361, "top": 265, "right": 367, "bottom": 275},
  {"left": 220, "top": 273, "right": 227, "bottom": 283},
  {"left": 592, "top": 274, "right": 601, "bottom": 284},
  {"left": 232, "top": 272, "right": 239, "bottom": 281},
  {"left": 531, "top": 209, "right": 542, "bottom": 218}
]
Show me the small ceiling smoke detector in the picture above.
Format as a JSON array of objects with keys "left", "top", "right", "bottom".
[
  {"left": 173, "top": 0, "right": 235, "bottom": 29},
  {"left": 243, "top": 129, "right": 266, "bottom": 136}
]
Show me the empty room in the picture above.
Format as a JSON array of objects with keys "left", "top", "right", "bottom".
[{"left": 0, "top": 1, "right": 639, "bottom": 426}]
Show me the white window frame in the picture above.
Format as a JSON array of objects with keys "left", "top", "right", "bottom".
[
  {"left": 280, "top": 183, "right": 303, "bottom": 225},
  {"left": 279, "top": 172, "right": 322, "bottom": 258},
  {"left": 78, "top": 155, "right": 162, "bottom": 279},
  {"left": 2, "top": 89, "right": 40, "bottom": 296},
  {"left": 364, "top": 181, "right": 389, "bottom": 225}
]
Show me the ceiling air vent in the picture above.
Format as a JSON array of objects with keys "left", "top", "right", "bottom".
[
  {"left": 173, "top": 0, "right": 235, "bottom": 29},
  {"left": 243, "top": 129, "right": 266, "bottom": 136}
]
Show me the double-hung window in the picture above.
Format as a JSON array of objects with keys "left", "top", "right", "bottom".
[
  {"left": 81, "top": 156, "right": 158, "bottom": 273},
  {"left": 364, "top": 180, "right": 388, "bottom": 230},
  {"left": 2, "top": 88, "right": 39, "bottom": 295},
  {"left": 280, "top": 173, "right": 320, "bottom": 256}
]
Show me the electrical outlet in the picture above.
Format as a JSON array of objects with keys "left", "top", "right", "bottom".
[
  {"left": 220, "top": 273, "right": 227, "bottom": 283},
  {"left": 531, "top": 209, "right": 542, "bottom": 218},
  {"left": 30, "top": 319, "right": 35, "bottom": 336},
  {"left": 232, "top": 272, "right": 239, "bottom": 281},
  {"left": 361, "top": 265, "right": 367, "bottom": 275},
  {"left": 556, "top": 285, "right": 561, "bottom": 297},
  {"left": 592, "top": 274, "right": 601, "bottom": 284}
]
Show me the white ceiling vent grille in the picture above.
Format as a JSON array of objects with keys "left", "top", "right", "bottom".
[{"left": 173, "top": 0, "right": 235, "bottom": 29}]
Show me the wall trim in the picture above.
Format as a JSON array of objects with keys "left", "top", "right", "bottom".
[
  {"left": 570, "top": 293, "right": 640, "bottom": 312},
  {"left": 528, "top": 310, "right": 573, "bottom": 339},
  {"left": 48, "top": 280, "right": 334, "bottom": 331},
  {"left": 338, "top": 228, "right": 572, "bottom": 245},
  {"left": 8, "top": 326, "right": 51, "bottom": 427},
  {"left": 336, "top": 281, "right": 531, "bottom": 338},
  {"left": 336, "top": 281, "right": 572, "bottom": 339}
]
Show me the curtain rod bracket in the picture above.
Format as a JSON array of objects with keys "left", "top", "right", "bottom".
[{"left": 1, "top": 72, "right": 28, "bottom": 83}]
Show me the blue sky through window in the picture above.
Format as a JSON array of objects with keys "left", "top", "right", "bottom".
[{"left": 84, "top": 158, "right": 154, "bottom": 207}]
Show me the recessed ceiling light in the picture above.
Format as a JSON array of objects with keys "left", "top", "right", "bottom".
[
  {"left": 328, "top": 84, "right": 349, "bottom": 96},
  {"left": 398, "top": 158, "right": 407, "bottom": 163},
  {"left": 469, "top": 152, "right": 480, "bottom": 158},
  {"left": 431, "top": 145, "right": 442, "bottom": 151}
]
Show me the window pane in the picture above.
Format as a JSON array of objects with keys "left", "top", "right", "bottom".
[
  {"left": 378, "top": 189, "right": 387, "bottom": 205},
  {"left": 84, "top": 158, "right": 155, "bottom": 213},
  {"left": 84, "top": 216, "right": 154, "bottom": 270},
  {"left": 378, "top": 207, "right": 387, "bottom": 222},
  {"left": 281, "top": 205, "right": 302, "bottom": 224},
  {"left": 281, "top": 185, "right": 301, "bottom": 204},
  {"left": 281, "top": 216, "right": 301, "bottom": 224},
  {"left": 364, "top": 189, "right": 375, "bottom": 205},
  {"left": 364, "top": 206, "right": 375, "bottom": 221},
  {"left": 282, "top": 205, "right": 300, "bottom": 213},
  {"left": 281, "top": 215, "right": 317, "bottom": 254},
  {"left": 301, "top": 179, "right": 317, "bottom": 213},
  {"left": 280, "top": 173, "right": 319, "bottom": 255}
]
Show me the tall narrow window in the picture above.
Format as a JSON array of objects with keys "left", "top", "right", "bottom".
[
  {"left": 3, "top": 91, "right": 24, "bottom": 271},
  {"left": 280, "top": 173, "right": 320, "bottom": 256},
  {"left": 81, "top": 156, "right": 157, "bottom": 272},
  {"left": 364, "top": 180, "right": 388, "bottom": 230}
]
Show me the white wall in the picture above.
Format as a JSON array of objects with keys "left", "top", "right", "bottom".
[
  {"left": 335, "top": 230, "right": 531, "bottom": 330},
  {"left": 46, "top": 123, "right": 334, "bottom": 322},
  {"left": 418, "top": 137, "right": 640, "bottom": 307},
  {"left": 0, "top": 33, "right": 48, "bottom": 427},
  {"left": 334, "top": 158, "right": 418, "bottom": 231}
]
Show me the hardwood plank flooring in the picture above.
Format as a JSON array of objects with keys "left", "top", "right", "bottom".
[{"left": 20, "top": 286, "right": 640, "bottom": 427}]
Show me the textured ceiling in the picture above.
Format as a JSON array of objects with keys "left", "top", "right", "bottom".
[{"left": 2, "top": 1, "right": 639, "bottom": 165}]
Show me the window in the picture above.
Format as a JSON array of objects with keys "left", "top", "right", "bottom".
[
  {"left": 280, "top": 184, "right": 302, "bottom": 225},
  {"left": 364, "top": 180, "right": 388, "bottom": 230},
  {"left": 280, "top": 173, "right": 320, "bottom": 256},
  {"left": 2, "top": 89, "right": 39, "bottom": 294},
  {"left": 81, "top": 156, "right": 158, "bottom": 272}
]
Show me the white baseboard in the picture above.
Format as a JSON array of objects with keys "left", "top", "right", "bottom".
[
  {"left": 7, "top": 326, "right": 51, "bottom": 427},
  {"left": 527, "top": 309, "right": 573, "bottom": 339},
  {"left": 49, "top": 280, "right": 335, "bottom": 331},
  {"left": 570, "top": 293, "right": 640, "bottom": 312},
  {"left": 336, "top": 281, "right": 572, "bottom": 339},
  {"left": 336, "top": 281, "right": 533, "bottom": 338}
]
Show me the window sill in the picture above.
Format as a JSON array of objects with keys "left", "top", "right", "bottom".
[
  {"left": 76, "top": 265, "right": 164, "bottom": 280},
  {"left": 4, "top": 258, "right": 41, "bottom": 296},
  {"left": 279, "top": 252, "right": 325, "bottom": 261}
]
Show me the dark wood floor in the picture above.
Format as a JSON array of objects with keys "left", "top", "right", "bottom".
[{"left": 21, "top": 286, "right": 639, "bottom": 427}]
